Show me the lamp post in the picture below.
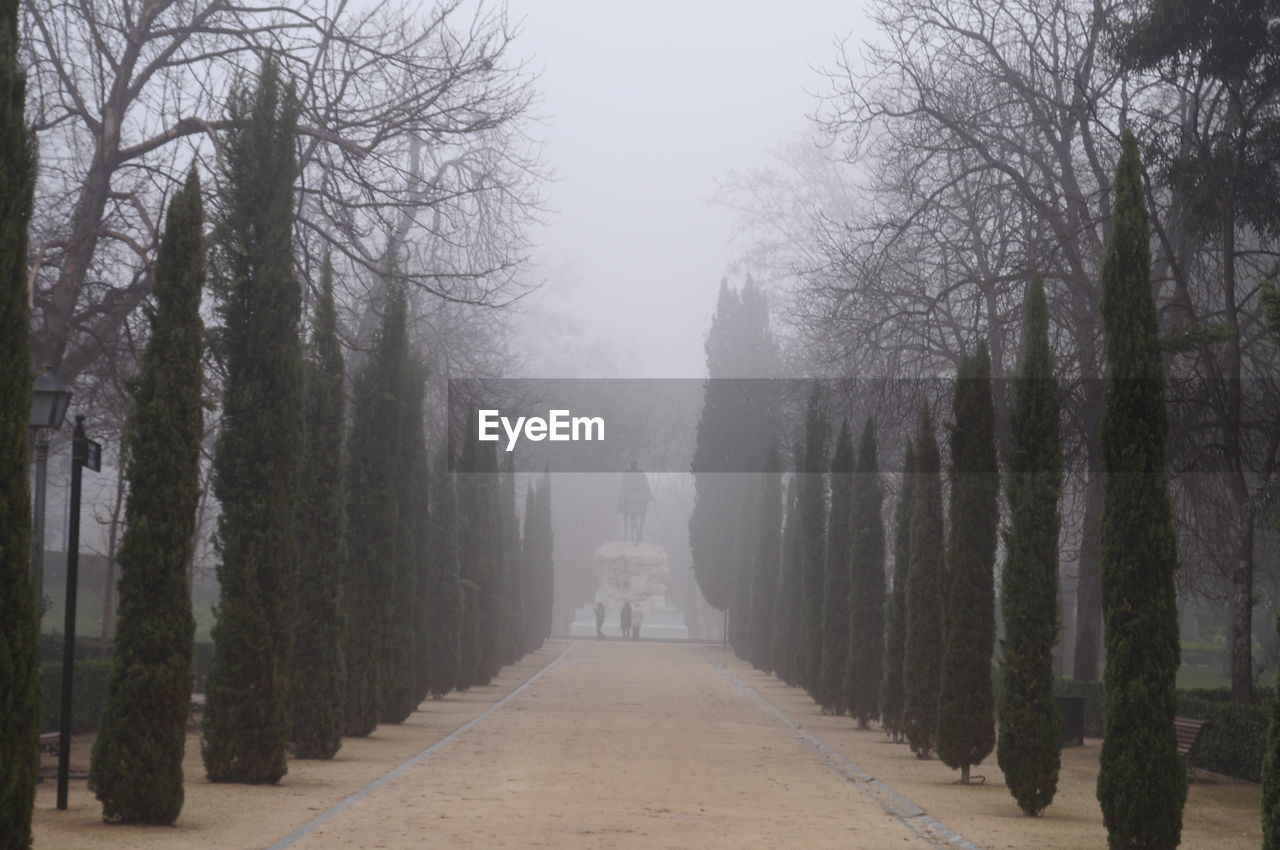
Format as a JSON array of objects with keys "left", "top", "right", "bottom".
[
  {"left": 29, "top": 367, "right": 72, "bottom": 606},
  {"left": 56, "top": 414, "right": 100, "bottom": 810}
]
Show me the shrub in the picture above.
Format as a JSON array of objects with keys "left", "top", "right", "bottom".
[
  {"left": 40, "top": 660, "right": 112, "bottom": 734},
  {"left": 1177, "top": 694, "right": 1269, "bottom": 783}
]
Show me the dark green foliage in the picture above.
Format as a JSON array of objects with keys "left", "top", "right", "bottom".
[
  {"left": 798, "top": 388, "right": 830, "bottom": 696},
  {"left": 938, "top": 344, "right": 1000, "bottom": 782},
  {"left": 1096, "top": 130, "right": 1186, "bottom": 849},
  {"left": 0, "top": 0, "right": 37, "bottom": 840},
  {"left": 382, "top": 348, "right": 422, "bottom": 724},
  {"left": 1264, "top": 281, "right": 1280, "bottom": 847},
  {"left": 1176, "top": 694, "right": 1270, "bottom": 783},
  {"left": 343, "top": 285, "right": 407, "bottom": 733},
  {"left": 689, "top": 280, "right": 781, "bottom": 610},
  {"left": 288, "top": 259, "right": 346, "bottom": 759},
  {"left": 500, "top": 455, "right": 523, "bottom": 666},
  {"left": 456, "top": 432, "right": 503, "bottom": 686},
  {"left": 771, "top": 455, "right": 802, "bottom": 686},
  {"left": 729, "top": 473, "right": 759, "bottom": 658},
  {"left": 880, "top": 440, "right": 916, "bottom": 742},
  {"left": 39, "top": 661, "right": 112, "bottom": 734},
  {"left": 817, "top": 419, "right": 854, "bottom": 714},
  {"left": 90, "top": 172, "right": 205, "bottom": 823},
  {"left": 202, "top": 61, "right": 303, "bottom": 785},
  {"left": 845, "top": 418, "right": 885, "bottom": 729},
  {"left": 902, "top": 407, "right": 944, "bottom": 759},
  {"left": 749, "top": 441, "right": 783, "bottom": 672},
  {"left": 426, "top": 448, "right": 462, "bottom": 699},
  {"left": 998, "top": 276, "right": 1063, "bottom": 816},
  {"left": 532, "top": 467, "right": 555, "bottom": 646},
  {"left": 455, "top": 415, "right": 482, "bottom": 688},
  {"left": 408, "top": 386, "right": 431, "bottom": 706}
]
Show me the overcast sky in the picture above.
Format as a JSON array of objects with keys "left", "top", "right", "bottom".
[{"left": 507, "top": 0, "right": 868, "bottom": 378}]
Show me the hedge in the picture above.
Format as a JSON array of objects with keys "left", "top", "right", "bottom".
[
  {"left": 1177, "top": 694, "right": 1270, "bottom": 782},
  {"left": 40, "top": 659, "right": 112, "bottom": 734}
]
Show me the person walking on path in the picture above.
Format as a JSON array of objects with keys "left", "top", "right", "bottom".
[
  {"left": 621, "top": 602, "right": 632, "bottom": 639},
  {"left": 631, "top": 607, "right": 645, "bottom": 640},
  {"left": 595, "top": 602, "right": 606, "bottom": 639}
]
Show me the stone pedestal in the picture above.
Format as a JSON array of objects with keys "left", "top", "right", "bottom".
[{"left": 570, "top": 541, "right": 689, "bottom": 639}]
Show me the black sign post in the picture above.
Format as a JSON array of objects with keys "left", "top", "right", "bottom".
[{"left": 56, "top": 415, "right": 97, "bottom": 810}]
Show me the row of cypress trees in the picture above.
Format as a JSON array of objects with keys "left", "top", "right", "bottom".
[
  {"left": 726, "top": 131, "right": 1188, "bottom": 839},
  {"left": 0, "top": 58, "right": 558, "bottom": 834}
]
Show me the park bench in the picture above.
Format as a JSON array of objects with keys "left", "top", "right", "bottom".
[
  {"left": 38, "top": 732, "right": 60, "bottom": 757},
  {"left": 1173, "top": 716, "right": 1212, "bottom": 781}
]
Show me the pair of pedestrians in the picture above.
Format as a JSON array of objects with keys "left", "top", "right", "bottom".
[{"left": 594, "top": 601, "right": 644, "bottom": 639}]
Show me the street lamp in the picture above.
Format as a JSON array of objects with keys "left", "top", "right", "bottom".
[{"left": 29, "top": 367, "right": 72, "bottom": 604}]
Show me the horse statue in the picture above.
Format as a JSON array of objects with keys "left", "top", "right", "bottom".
[{"left": 618, "top": 461, "right": 654, "bottom": 544}]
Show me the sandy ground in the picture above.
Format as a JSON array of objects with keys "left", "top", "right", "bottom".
[{"left": 32, "top": 640, "right": 1263, "bottom": 849}]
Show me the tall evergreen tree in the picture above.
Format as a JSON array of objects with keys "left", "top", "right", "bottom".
[
  {"left": 501, "top": 455, "right": 523, "bottom": 665},
  {"left": 771, "top": 454, "right": 802, "bottom": 686},
  {"left": 89, "top": 172, "right": 205, "bottom": 823},
  {"left": 0, "top": 0, "right": 39, "bottom": 838},
  {"left": 1264, "top": 281, "right": 1280, "bottom": 848},
  {"left": 845, "top": 418, "right": 885, "bottom": 729},
  {"left": 202, "top": 61, "right": 304, "bottom": 784},
  {"left": 407, "top": 375, "right": 432, "bottom": 706},
  {"left": 287, "top": 258, "right": 347, "bottom": 759},
  {"left": 1096, "top": 129, "right": 1186, "bottom": 849},
  {"left": 938, "top": 344, "right": 1000, "bottom": 783},
  {"left": 749, "top": 440, "right": 783, "bottom": 672},
  {"left": 426, "top": 448, "right": 462, "bottom": 699},
  {"left": 902, "top": 407, "right": 945, "bottom": 759},
  {"left": 798, "top": 388, "right": 830, "bottom": 695},
  {"left": 880, "top": 440, "right": 916, "bottom": 743},
  {"left": 477, "top": 441, "right": 505, "bottom": 683},
  {"left": 729, "top": 473, "right": 759, "bottom": 658},
  {"left": 817, "top": 419, "right": 854, "bottom": 714},
  {"left": 342, "top": 285, "right": 407, "bottom": 734},
  {"left": 689, "top": 279, "right": 780, "bottom": 612},
  {"left": 997, "top": 275, "right": 1063, "bottom": 816},
  {"left": 531, "top": 466, "right": 555, "bottom": 645},
  {"left": 455, "top": 413, "right": 482, "bottom": 688},
  {"left": 382, "top": 347, "right": 422, "bottom": 724}
]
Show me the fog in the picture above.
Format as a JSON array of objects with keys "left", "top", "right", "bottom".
[{"left": 507, "top": 0, "right": 866, "bottom": 378}]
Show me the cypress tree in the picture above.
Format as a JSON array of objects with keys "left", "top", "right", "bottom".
[
  {"left": 202, "top": 61, "right": 304, "bottom": 784},
  {"left": 343, "top": 285, "right": 407, "bottom": 732},
  {"left": 798, "top": 388, "right": 830, "bottom": 696},
  {"left": 997, "top": 275, "right": 1063, "bottom": 816},
  {"left": 0, "top": 0, "right": 39, "bottom": 839},
  {"left": 880, "top": 439, "right": 916, "bottom": 743},
  {"left": 477, "top": 442, "right": 504, "bottom": 683},
  {"left": 749, "top": 440, "right": 783, "bottom": 672},
  {"left": 1264, "top": 282, "right": 1280, "bottom": 848},
  {"left": 729, "top": 473, "right": 759, "bottom": 658},
  {"left": 455, "top": 414, "right": 482, "bottom": 688},
  {"left": 521, "top": 482, "right": 538, "bottom": 653},
  {"left": 1096, "top": 128, "right": 1186, "bottom": 849},
  {"left": 501, "top": 455, "right": 523, "bottom": 665},
  {"left": 937, "top": 344, "right": 1000, "bottom": 783},
  {"left": 89, "top": 172, "right": 205, "bottom": 822},
  {"left": 817, "top": 419, "right": 854, "bottom": 714},
  {"left": 287, "top": 258, "right": 346, "bottom": 759},
  {"left": 407, "top": 375, "right": 431, "bottom": 706},
  {"left": 845, "top": 418, "right": 885, "bottom": 729},
  {"left": 426, "top": 448, "right": 462, "bottom": 699},
  {"left": 902, "top": 407, "right": 944, "bottom": 759},
  {"left": 771, "top": 456, "right": 802, "bottom": 686},
  {"left": 382, "top": 347, "right": 421, "bottom": 724},
  {"left": 535, "top": 467, "right": 555, "bottom": 644}
]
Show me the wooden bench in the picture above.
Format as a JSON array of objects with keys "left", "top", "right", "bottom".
[
  {"left": 1174, "top": 716, "right": 1212, "bottom": 781},
  {"left": 38, "top": 732, "right": 60, "bottom": 757}
]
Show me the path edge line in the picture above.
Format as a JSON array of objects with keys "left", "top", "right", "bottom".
[
  {"left": 702, "top": 648, "right": 980, "bottom": 850},
  {"left": 264, "top": 641, "right": 577, "bottom": 850}
]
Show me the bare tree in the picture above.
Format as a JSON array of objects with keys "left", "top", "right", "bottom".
[{"left": 23, "top": 0, "right": 543, "bottom": 384}]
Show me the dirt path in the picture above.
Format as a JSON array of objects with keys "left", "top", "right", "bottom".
[
  {"left": 285, "top": 640, "right": 936, "bottom": 849},
  {"left": 34, "top": 640, "right": 1261, "bottom": 848}
]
